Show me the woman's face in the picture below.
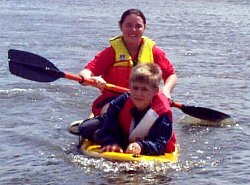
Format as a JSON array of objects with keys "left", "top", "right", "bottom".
[
  {"left": 120, "top": 13, "right": 146, "bottom": 46},
  {"left": 130, "top": 81, "right": 158, "bottom": 111}
]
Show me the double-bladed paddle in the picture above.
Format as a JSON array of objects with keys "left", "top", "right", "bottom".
[{"left": 8, "top": 49, "right": 231, "bottom": 122}]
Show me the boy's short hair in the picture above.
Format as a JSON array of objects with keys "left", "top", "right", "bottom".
[{"left": 129, "top": 63, "right": 162, "bottom": 89}]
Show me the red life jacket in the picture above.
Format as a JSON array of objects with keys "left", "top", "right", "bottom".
[{"left": 118, "top": 92, "right": 176, "bottom": 153}]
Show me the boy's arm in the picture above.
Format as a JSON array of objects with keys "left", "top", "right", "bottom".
[{"left": 95, "top": 93, "right": 129, "bottom": 146}]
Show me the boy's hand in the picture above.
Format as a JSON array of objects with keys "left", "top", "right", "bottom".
[
  {"left": 126, "top": 142, "right": 141, "bottom": 155},
  {"left": 100, "top": 144, "right": 123, "bottom": 153}
]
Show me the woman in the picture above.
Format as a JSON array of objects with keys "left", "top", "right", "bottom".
[{"left": 80, "top": 9, "right": 177, "bottom": 116}]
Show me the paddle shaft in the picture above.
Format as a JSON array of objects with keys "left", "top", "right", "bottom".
[{"left": 64, "top": 72, "right": 128, "bottom": 93}]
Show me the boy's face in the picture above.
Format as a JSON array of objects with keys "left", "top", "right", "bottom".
[{"left": 130, "top": 81, "right": 158, "bottom": 111}]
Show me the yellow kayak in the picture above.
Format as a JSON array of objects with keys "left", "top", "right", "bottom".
[{"left": 80, "top": 139, "right": 178, "bottom": 163}]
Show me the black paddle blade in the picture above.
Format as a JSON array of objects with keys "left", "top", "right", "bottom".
[
  {"left": 181, "top": 105, "right": 231, "bottom": 122},
  {"left": 8, "top": 49, "right": 64, "bottom": 82}
]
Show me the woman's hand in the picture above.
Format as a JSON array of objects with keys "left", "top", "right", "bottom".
[
  {"left": 100, "top": 144, "right": 123, "bottom": 153},
  {"left": 91, "top": 76, "right": 107, "bottom": 90},
  {"left": 126, "top": 142, "right": 141, "bottom": 155},
  {"left": 79, "top": 69, "right": 106, "bottom": 90}
]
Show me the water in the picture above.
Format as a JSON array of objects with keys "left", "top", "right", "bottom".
[{"left": 1, "top": 0, "right": 249, "bottom": 184}]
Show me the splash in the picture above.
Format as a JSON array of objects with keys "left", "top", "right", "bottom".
[{"left": 69, "top": 153, "right": 180, "bottom": 174}]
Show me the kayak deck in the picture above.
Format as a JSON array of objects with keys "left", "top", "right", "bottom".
[{"left": 80, "top": 140, "right": 178, "bottom": 163}]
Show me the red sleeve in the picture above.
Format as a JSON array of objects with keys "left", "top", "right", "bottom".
[
  {"left": 153, "top": 46, "right": 175, "bottom": 81},
  {"left": 84, "top": 46, "right": 115, "bottom": 76}
]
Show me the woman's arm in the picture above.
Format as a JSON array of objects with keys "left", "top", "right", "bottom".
[
  {"left": 79, "top": 47, "right": 115, "bottom": 87},
  {"left": 153, "top": 46, "right": 177, "bottom": 98},
  {"left": 79, "top": 68, "right": 93, "bottom": 79},
  {"left": 162, "top": 73, "right": 177, "bottom": 98}
]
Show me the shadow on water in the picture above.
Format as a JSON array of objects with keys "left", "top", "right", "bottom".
[{"left": 178, "top": 115, "right": 237, "bottom": 127}]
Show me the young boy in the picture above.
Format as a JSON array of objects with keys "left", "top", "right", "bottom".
[{"left": 94, "top": 63, "right": 176, "bottom": 155}]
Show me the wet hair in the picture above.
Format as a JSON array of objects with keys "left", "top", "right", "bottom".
[
  {"left": 130, "top": 63, "right": 162, "bottom": 89},
  {"left": 119, "top": 9, "right": 146, "bottom": 26}
]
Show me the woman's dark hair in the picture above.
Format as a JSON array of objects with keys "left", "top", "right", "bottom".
[{"left": 119, "top": 9, "right": 146, "bottom": 26}]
